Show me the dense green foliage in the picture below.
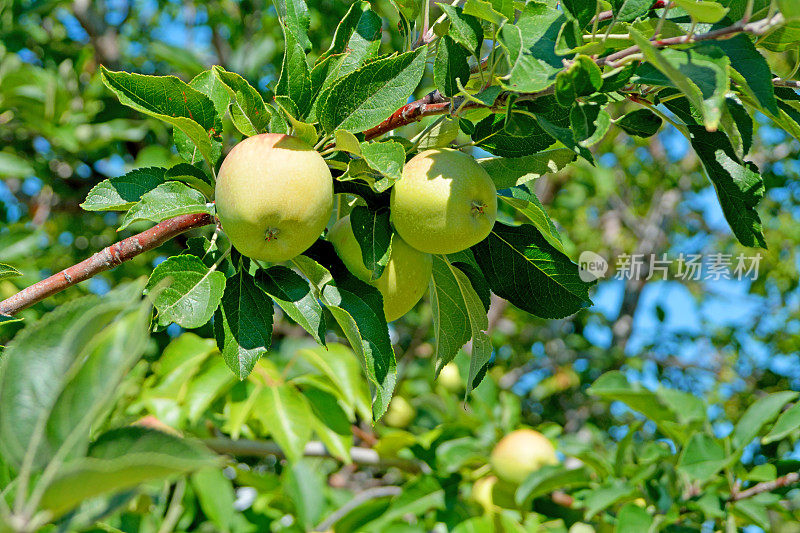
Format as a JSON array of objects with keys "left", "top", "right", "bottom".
[{"left": 2, "top": 0, "right": 800, "bottom": 531}]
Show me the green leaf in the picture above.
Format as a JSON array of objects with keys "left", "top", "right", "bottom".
[
  {"left": 441, "top": 5, "right": 483, "bottom": 55},
  {"left": 191, "top": 468, "right": 236, "bottom": 532},
  {"left": 688, "top": 126, "right": 766, "bottom": 248},
  {"left": 350, "top": 205, "right": 393, "bottom": 280},
  {"left": 472, "top": 113, "right": 554, "bottom": 157},
  {"left": 583, "top": 482, "right": 636, "bottom": 519},
  {"left": 254, "top": 384, "right": 312, "bottom": 462},
  {"left": 418, "top": 117, "right": 461, "bottom": 150},
  {"left": 0, "top": 152, "right": 34, "bottom": 178},
  {"left": 187, "top": 69, "right": 231, "bottom": 118},
  {"left": 318, "top": 47, "right": 428, "bottom": 133},
  {"left": 277, "top": 0, "right": 312, "bottom": 50},
  {"left": 184, "top": 357, "right": 237, "bottom": 423},
  {"left": 537, "top": 113, "right": 594, "bottom": 162},
  {"left": 516, "top": 465, "right": 592, "bottom": 504},
  {"left": 617, "top": 502, "right": 654, "bottom": 532},
  {"left": 714, "top": 34, "right": 779, "bottom": 116},
  {"left": 611, "top": 0, "right": 652, "bottom": 22},
  {"left": 472, "top": 222, "right": 592, "bottom": 319},
  {"left": 119, "top": 181, "right": 213, "bottom": 231},
  {"left": 360, "top": 140, "right": 405, "bottom": 185},
  {"left": 629, "top": 31, "right": 729, "bottom": 131},
  {"left": 763, "top": 401, "right": 800, "bottom": 444},
  {"left": 732, "top": 391, "right": 799, "bottom": 449},
  {"left": 213, "top": 66, "right": 271, "bottom": 136},
  {"left": 478, "top": 149, "right": 576, "bottom": 188},
  {"left": 276, "top": 27, "right": 313, "bottom": 118},
  {"left": 146, "top": 255, "right": 226, "bottom": 329},
  {"left": 214, "top": 269, "right": 274, "bottom": 379},
  {"left": 186, "top": 236, "right": 236, "bottom": 278},
  {"left": 616, "top": 108, "right": 663, "bottom": 137},
  {"left": 255, "top": 265, "right": 326, "bottom": 345},
  {"left": 303, "top": 385, "right": 353, "bottom": 462},
  {"left": 733, "top": 495, "right": 776, "bottom": 531},
  {"left": 334, "top": 129, "right": 363, "bottom": 155},
  {"left": 0, "top": 263, "right": 20, "bottom": 281},
  {"left": 274, "top": 96, "right": 318, "bottom": 146},
  {"left": 463, "top": 0, "right": 507, "bottom": 24},
  {"left": 40, "top": 427, "right": 217, "bottom": 519},
  {"left": 499, "top": 2, "right": 566, "bottom": 92},
  {"left": 164, "top": 162, "right": 215, "bottom": 199},
  {"left": 295, "top": 248, "right": 396, "bottom": 419},
  {"left": 498, "top": 186, "right": 566, "bottom": 254},
  {"left": 429, "top": 255, "right": 493, "bottom": 394},
  {"left": 678, "top": 433, "right": 726, "bottom": 480},
  {"left": 391, "top": 0, "right": 423, "bottom": 21},
  {"left": 555, "top": 55, "right": 602, "bottom": 107},
  {"left": 283, "top": 460, "right": 326, "bottom": 529},
  {"left": 359, "top": 477, "right": 445, "bottom": 530},
  {"left": 81, "top": 167, "right": 167, "bottom": 212},
  {"left": 0, "top": 287, "right": 150, "bottom": 470},
  {"left": 434, "top": 36, "right": 471, "bottom": 98},
  {"left": 312, "top": 3, "right": 383, "bottom": 118},
  {"left": 778, "top": 0, "right": 800, "bottom": 20},
  {"left": 299, "top": 344, "right": 372, "bottom": 421},
  {"left": 571, "top": 101, "right": 612, "bottom": 146},
  {"left": 100, "top": 67, "right": 221, "bottom": 167},
  {"left": 672, "top": 0, "right": 729, "bottom": 22},
  {"left": 589, "top": 371, "right": 699, "bottom": 442},
  {"left": 562, "top": 0, "right": 597, "bottom": 26}
]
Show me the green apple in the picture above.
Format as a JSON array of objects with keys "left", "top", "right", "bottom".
[
  {"left": 471, "top": 475, "right": 497, "bottom": 512},
  {"left": 383, "top": 396, "right": 415, "bottom": 428},
  {"left": 327, "top": 214, "right": 432, "bottom": 321},
  {"left": 568, "top": 523, "right": 596, "bottom": 533},
  {"left": 437, "top": 362, "right": 463, "bottom": 393},
  {"left": 390, "top": 148, "right": 497, "bottom": 254},
  {"left": 490, "top": 429, "right": 559, "bottom": 485},
  {"left": 215, "top": 133, "right": 333, "bottom": 262}
]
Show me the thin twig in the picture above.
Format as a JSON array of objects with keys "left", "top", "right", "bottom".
[
  {"left": 0, "top": 212, "right": 215, "bottom": 316},
  {"left": 203, "top": 438, "right": 430, "bottom": 473},
  {"left": 729, "top": 472, "right": 800, "bottom": 501}
]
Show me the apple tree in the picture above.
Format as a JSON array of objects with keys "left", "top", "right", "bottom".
[{"left": 2, "top": 0, "right": 800, "bottom": 530}]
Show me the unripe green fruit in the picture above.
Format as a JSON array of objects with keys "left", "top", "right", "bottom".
[
  {"left": 471, "top": 475, "right": 497, "bottom": 512},
  {"left": 568, "top": 523, "right": 595, "bottom": 533},
  {"left": 328, "top": 215, "right": 432, "bottom": 322},
  {"left": 215, "top": 133, "right": 333, "bottom": 262},
  {"left": 390, "top": 148, "right": 497, "bottom": 254},
  {"left": 437, "top": 362, "right": 463, "bottom": 392},
  {"left": 490, "top": 429, "right": 558, "bottom": 485},
  {"left": 384, "top": 396, "right": 415, "bottom": 428}
]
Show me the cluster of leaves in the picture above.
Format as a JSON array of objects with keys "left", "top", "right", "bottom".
[
  {"left": 73, "top": 0, "right": 800, "bottom": 419},
  {"left": 7, "top": 293, "right": 800, "bottom": 531},
  {"left": 3, "top": 0, "right": 800, "bottom": 530}
]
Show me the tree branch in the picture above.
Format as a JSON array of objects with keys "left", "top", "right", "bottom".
[
  {"left": 729, "top": 472, "right": 800, "bottom": 501},
  {"left": 366, "top": 12, "right": 785, "bottom": 139},
  {"left": 202, "top": 437, "right": 429, "bottom": 473},
  {"left": 0, "top": 213, "right": 215, "bottom": 316},
  {"left": 1, "top": 11, "right": 791, "bottom": 314}
]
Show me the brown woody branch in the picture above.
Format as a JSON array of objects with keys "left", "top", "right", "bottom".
[
  {"left": 0, "top": 213, "right": 215, "bottom": 316},
  {"left": 729, "top": 472, "right": 800, "bottom": 502},
  {"left": 366, "top": 12, "right": 785, "bottom": 139},
  {"left": 0, "top": 11, "right": 792, "bottom": 315}
]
